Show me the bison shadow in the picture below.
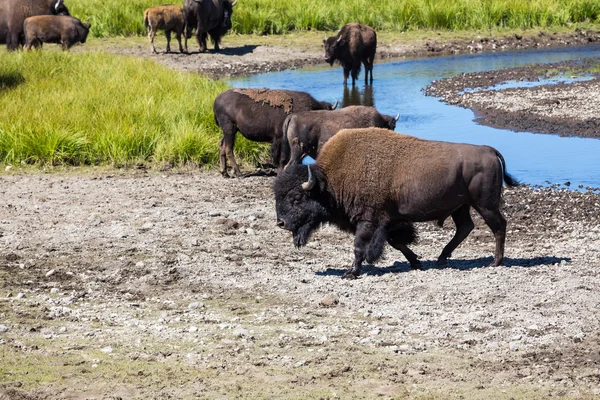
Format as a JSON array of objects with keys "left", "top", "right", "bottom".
[
  {"left": 0, "top": 72, "right": 25, "bottom": 92},
  {"left": 315, "top": 256, "right": 571, "bottom": 277},
  {"left": 186, "top": 45, "right": 258, "bottom": 56}
]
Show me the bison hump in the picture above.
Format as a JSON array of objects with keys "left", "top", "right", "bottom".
[{"left": 233, "top": 88, "right": 294, "bottom": 114}]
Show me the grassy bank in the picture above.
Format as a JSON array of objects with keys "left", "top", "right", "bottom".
[
  {"left": 68, "top": 0, "right": 600, "bottom": 37},
  {"left": 0, "top": 51, "right": 264, "bottom": 167}
]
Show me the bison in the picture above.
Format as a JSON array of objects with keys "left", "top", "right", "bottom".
[
  {"left": 274, "top": 128, "right": 519, "bottom": 279},
  {"left": 213, "top": 88, "right": 337, "bottom": 178},
  {"left": 183, "top": 0, "right": 235, "bottom": 53},
  {"left": 24, "top": 15, "right": 90, "bottom": 50},
  {"left": 282, "top": 105, "right": 399, "bottom": 169},
  {"left": 1, "top": 0, "right": 69, "bottom": 50},
  {"left": 323, "top": 23, "right": 377, "bottom": 86},
  {"left": 144, "top": 5, "right": 185, "bottom": 54}
]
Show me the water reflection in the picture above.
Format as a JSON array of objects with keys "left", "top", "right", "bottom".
[{"left": 341, "top": 84, "right": 374, "bottom": 107}]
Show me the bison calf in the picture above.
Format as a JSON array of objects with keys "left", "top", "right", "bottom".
[
  {"left": 24, "top": 15, "right": 90, "bottom": 51},
  {"left": 324, "top": 23, "right": 377, "bottom": 86},
  {"left": 274, "top": 128, "right": 518, "bottom": 279},
  {"left": 144, "top": 5, "right": 185, "bottom": 54}
]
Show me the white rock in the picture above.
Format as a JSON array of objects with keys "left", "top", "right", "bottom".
[
  {"left": 45, "top": 269, "right": 56, "bottom": 277},
  {"left": 0, "top": 324, "right": 9, "bottom": 333},
  {"left": 101, "top": 346, "right": 113, "bottom": 353},
  {"left": 50, "top": 288, "right": 59, "bottom": 294},
  {"left": 189, "top": 326, "right": 198, "bottom": 333},
  {"left": 233, "top": 328, "right": 249, "bottom": 338}
]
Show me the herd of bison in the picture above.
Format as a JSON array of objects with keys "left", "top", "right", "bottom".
[{"left": 1, "top": 0, "right": 527, "bottom": 278}]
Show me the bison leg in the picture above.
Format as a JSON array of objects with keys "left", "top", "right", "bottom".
[
  {"left": 216, "top": 117, "right": 241, "bottom": 178},
  {"left": 342, "top": 67, "right": 351, "bottom": 86},
  {"left": 196, "top": 23, "right": 207, "bottom": 53},
  {"left": 387, "top": 233, "right": 421, "bottom": 270},
  {"left": 344, "top": 221, "right": 378, "bottom": 279},
  {"left": 363, "top": 58, "right": 374, "bottom": 84},
  {"left": 165, "top": 30, "right": 172, "bottom": 53},
  {"left": 437, "top": 205, "right": 474, "bottom": 266},
  {"left": 148, "top": 26, "right": 158, "bottom": 54},
  {"left": 474, "top": 206, "right": 507, "bottom": 267},
  {"left": 175, "top": 30, "right": 184, "bottom": 53},
  {"left": 351, "top": 66, "right": 360, "bottom": 86}
]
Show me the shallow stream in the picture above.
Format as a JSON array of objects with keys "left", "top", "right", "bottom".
[{"left": 232, "top": 45, "right": 600, "bottom": 189}]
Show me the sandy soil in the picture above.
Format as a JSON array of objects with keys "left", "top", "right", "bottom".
[{"left": 1, "top": 29, "right": 600, "bottom": 399}]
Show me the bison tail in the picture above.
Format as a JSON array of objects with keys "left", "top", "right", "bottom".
[
  {"left": 144, "top": 11, "right": 150, "bottom": 30},
  {"left": 495, "top": 149, "right": 519, "bottom": 187}
]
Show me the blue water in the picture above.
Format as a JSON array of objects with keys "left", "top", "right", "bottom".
[{"left": 232, "top": 45, "right": 600, "bottom": 189}]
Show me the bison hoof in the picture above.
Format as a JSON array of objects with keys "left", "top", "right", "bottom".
[
  {"left": 342, "top": 271, "right": 358, "bottom": 280},
  {"left": 410, "top": 261, "right": 423, "bottom": 270},
  {"left": 436, "top": 258, "right": 448, "bottom": 266}
]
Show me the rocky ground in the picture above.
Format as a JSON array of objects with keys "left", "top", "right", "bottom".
[{"left": 1, "top": 29, "right": 600, "bottom": 399}]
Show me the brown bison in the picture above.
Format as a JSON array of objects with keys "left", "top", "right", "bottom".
[
  {"left": 323, "top": 23, "right": 377, "bottom": 86},
  {"left": 274, "top": 128, "right": 518, "bottom": 279},
  {"left": 24, "top": 15, "right": 90, "bottom": 50},
  {"left": 282, "top": 106, "right": 399, "bottom": 169},
  {"left": 1, "top": 0, "right": 70, "bottom": 50},
  {"left": 144, "top": 5, "right": 185, "bottom": 54},
  {"left": 213, "top": 88, "right": 337, "bottom": 178},
  {"left": 183, "top": 0, "right": 235, "bottom": 53}
]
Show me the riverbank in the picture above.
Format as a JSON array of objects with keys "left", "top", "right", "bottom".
[{"left": 0, "top": 170, "right": 599, "bottom": 399}]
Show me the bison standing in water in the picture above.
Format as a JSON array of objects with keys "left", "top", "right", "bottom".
[
  {"left": 1, "top": 0, "right": 70, "bottom": 50},
  {"left": 324, "top": 23, "right": 377, "bottom": 86},
  {"left": 213, "top": 88, "right": 337, "bottom": 178},
  {"left": 183, "top": 0, "right": 235, "bottom": 53},
  {"left": 282, "top": 105, "right": 399, "bottom": 169},
  {"left": 24, "top": 15, "right": 90, "bottom": 50},
  {"left": 274, "top": 128, "right": 518, "bottom": 279}
]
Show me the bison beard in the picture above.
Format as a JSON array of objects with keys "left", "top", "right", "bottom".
[{"left": 274, "top": 164, "right": 418, "bottom": 278}]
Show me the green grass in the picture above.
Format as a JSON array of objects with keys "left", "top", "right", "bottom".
[
  {"left": 0, "top": 51, "right": 266, "bottom": 167},
  {"left": 67, "top": 0, "right": 600, "bottom": 37}
]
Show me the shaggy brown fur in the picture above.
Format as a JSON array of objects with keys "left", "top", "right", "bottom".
[
  {"left": 274, "top": 128, "right": 518, "bottom": 278},
  {"left": 24, "top": 15, "right": 89, "bottom": 50},
  {"left": 144, "top": 5, "right": 185, "bottom": 54},
  {"left": 282, "top": 105, "right": 398, "bottom": 168},
  {"left": 324, "top": 23, "right": 377, "bottom": 86},
  {"left": 232, "top": 88, "right": 295, "bottom": 114}
]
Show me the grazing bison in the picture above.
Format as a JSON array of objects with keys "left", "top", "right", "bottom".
[
  {"left": 282, "top": 106, "right": 399, "bottom": 169},
  {"left": 213, "top": 88, "right": 337, "bottom": 178},
  {"left": 274, "top": 128, "right": 518, "bottom": 279},
  {"left": 183, "top": 0, "right": 235, "bottom": 53},
  {"left": 144, "top": 5, "right": 185, "bottom": 54},
  {"left": 1, "top": 0, "right": 70, "bottom": 50},
  {"left": 324, "top": 23, "right": 377, "bottom": 86},
  {"left": 24, "top": 15, "right": 90, "bottom": 50}
]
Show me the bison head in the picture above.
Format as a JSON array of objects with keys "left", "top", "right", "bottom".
[
  {"left": 222, "top": 0, "right": 236, "bottom": 30},
  {"left": 274, "top": 164, "right": 330, "bottom": 248},
  {"left": 323, "top": 35, "right": 345, "bottom": 65},
  {"left": 382, "top": 113, "right": 400, "bottom": 130},
  {"left": 51, "top": 0, "right": 70, "bottom": 16}
]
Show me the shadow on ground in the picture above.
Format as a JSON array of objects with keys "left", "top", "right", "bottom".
[{"left": 316, "top": 256, "right": 571, "bottom": 277}]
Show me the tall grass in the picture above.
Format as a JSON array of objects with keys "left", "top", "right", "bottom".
[
  {"left": 0, "top": 51, "right": 266, "bottom": 167},
  {"left": 66, "top": 0, "right": 600, "bottom": 37}
]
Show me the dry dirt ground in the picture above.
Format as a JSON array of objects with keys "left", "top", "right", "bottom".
[{"left": 2, "top": 30, "right": 600, "bottom": 399}]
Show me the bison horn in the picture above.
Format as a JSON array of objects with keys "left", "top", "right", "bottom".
[
  {"left": 55, "top": 0, "right": 62, "bottom": 10},
  {"left": 336, "top": 35, "right": 342, "bottom": 43},
  {"left": 302, "top": 165, "right": 315, "bottom": 191},
  {"left": 394, "top": 113, "right": 400, "bottom": 121},
  {"left": 232, "top": 0, "right": 237, "bottom": 6},
  {"left": 332, "top": 100, "right": 338, "bottom": 109}
]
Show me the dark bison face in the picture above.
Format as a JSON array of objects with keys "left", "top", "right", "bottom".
[
  {"left": 222, "top": 0, "right": 236, "bottom": 30},
  {"left": 382, "top": 113, "right": 400, "bottom": 130},
  {"left": 52, "top": 0, "right": 70, "bottom": 16},
  {"left": 323, "top": 36, "right": 344, "bottom": 65},
  {"left": 274, "top": 165, "right": 330, "bottom": 247},
  {"left": 320, "top": 100, "right": 338, "bottom": 110}
]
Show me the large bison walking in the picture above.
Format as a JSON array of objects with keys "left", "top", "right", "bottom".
[
  {"left": 274, "top": 128, "right": 518, "bottom": 279},
  {"left": 183, "top": 0, "right": 235, "bottom": 53},
  {"left": 282, "top": 105, "right": 399, "bottom": 169},
  {"left": 324, "top": 23, "right": 377, "bottom": 86},
  {"left": 1, "top": 0, "right": 70, "bottom": 50},
  {"left": 213, "top": 88, "right": 337, "bottom": 178}
]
